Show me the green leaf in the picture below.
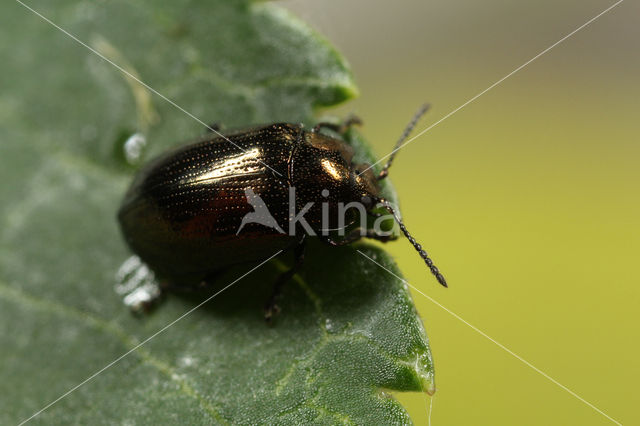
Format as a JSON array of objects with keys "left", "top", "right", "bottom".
[{"left": 0, "top": 0, "right": 433, "bottom": 424}]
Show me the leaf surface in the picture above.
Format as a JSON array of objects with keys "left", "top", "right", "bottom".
[{"left": 0, "top": 1, "right": 433, "bottom": 424}]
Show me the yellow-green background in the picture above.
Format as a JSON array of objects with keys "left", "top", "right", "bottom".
[{"left": 283, "top": 0, "right": 638, "bottom": 424}]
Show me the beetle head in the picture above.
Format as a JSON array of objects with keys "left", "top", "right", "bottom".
[{"left": 293, "top": 107, "right": 448, "bottom": 288}]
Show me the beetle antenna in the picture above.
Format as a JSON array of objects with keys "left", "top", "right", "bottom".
[
  {"left": 378, "top": 199, "right": 447, "bottom": 287},
  {"left": 378, "top": 103, "right": 431, "bottom": 180}
]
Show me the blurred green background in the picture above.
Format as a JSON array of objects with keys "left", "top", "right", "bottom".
[{"left": 282, "top": 0, "right": 639, "bottom": 424}]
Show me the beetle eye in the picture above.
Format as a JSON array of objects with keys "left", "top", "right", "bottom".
[{"left": 361, "top": 195, "right": 373, "bottom": 208}]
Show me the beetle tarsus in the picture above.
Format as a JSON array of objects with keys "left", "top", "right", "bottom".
[
  {"left": 264, "top": 303, "right": 281, "bottom": 325},
  {"left": 312, "top": 115, "right": 362, "bottom": 135}
]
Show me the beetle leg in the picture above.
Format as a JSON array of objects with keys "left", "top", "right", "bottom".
[
  {"left": 341, "top": 115, "right": 363, "bottom": 132},
  {"left": 312, "top": 115, "right": 362, "bottom": 135},
  {"left": 264, "top": 237, "right": 306, "bottom": 323}
]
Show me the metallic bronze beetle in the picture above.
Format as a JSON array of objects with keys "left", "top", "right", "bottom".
[{"left": 118, "top": 106, "right": 446, "bottom": 318}]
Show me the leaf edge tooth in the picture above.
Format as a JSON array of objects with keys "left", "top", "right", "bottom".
[{"left": 250, "top": 1, "right": 360, "bottom": 107}]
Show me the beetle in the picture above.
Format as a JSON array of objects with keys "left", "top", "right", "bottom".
[{"left": 118, "top": 104, "right": 447, "bottom": 319}]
